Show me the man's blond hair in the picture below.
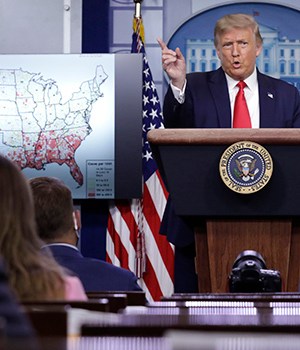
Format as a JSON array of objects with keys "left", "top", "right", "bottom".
[{"left": 214, "top": 13, "right": 263, "bottom": 48}]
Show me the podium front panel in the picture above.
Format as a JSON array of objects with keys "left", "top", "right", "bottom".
[{"left": 156, "top": 144, "right": 300, "bottom": 217}]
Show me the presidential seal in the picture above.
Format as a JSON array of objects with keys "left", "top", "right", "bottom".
[{"left": 219, "top": 141, "right": 273, "bottom": 194}]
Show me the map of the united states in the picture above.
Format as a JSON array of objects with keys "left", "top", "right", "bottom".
[{"left": 0, "top": 65, "right": 108, "bottom": 186}]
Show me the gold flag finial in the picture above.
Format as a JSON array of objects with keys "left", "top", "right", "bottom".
[
  {"left": 132, "top": 0, "right": 144, "bottom": 47},
  {"left": 133, "top": 0, "right": 143, "bottom": 19}
]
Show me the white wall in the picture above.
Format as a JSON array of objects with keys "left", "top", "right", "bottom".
[{"left": 0, "top": 0, "right": 82, "bottom": 54}]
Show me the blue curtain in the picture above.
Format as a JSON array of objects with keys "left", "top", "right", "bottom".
[{"left": 80, "top": 0, "right": 109, "bottom": 260}]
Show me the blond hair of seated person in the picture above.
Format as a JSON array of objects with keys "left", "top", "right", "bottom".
[{"left": 0, "top": 155, "right": 87, "bottom": 301}]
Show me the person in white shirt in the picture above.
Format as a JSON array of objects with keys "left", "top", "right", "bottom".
[{"left": 157, "top": 13, "right": 300, "bottom": 292}]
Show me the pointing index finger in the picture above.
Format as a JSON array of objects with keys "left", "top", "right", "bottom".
[{"left": 157, "top": 37, "right": 167, "bottom": 50}]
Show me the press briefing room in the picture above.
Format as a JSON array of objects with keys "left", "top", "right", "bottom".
[{"left": 1, "top": 0, "right": 300, "bottom": 349}]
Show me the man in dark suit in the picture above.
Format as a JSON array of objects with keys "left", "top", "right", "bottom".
[
  {"left": 29, "top": 177, "right": 142, "bottom": 292},
  {"left": 157, "top": 13, "right": 300, "bottom": 292}
]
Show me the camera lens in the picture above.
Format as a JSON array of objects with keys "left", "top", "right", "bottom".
[
  {"left": 232, "top": 250, "right": 267, "bottom": 270},
  {"left": 229, "top": 250, "right": 282, "bottom": 293}
]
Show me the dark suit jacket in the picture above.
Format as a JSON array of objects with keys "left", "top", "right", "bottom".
[
  {"left": 161, "top": 67, "right": 300, "bottom": 246},
  {"left": 44, "top": 245, "right": 142, "bottom": 292}
]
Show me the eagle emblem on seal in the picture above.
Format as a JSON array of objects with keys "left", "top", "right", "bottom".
[{"left": 234, "top": 154, "right": 259, "bottom": 182}]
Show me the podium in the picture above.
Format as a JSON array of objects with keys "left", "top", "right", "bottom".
[{"left": 147, "top": 128, "right": 300, "bottom": 293}]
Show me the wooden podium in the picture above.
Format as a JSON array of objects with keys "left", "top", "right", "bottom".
[{"left": 147, "top": 128, "right": 300, "bottom": 293}]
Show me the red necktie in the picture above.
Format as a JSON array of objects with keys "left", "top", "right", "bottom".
[{"left": 233, "top": 81, "right": 252, "bottom": 128}]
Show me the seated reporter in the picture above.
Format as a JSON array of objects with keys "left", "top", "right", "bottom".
[
  {"left": 29, "top": 176, "right": 143, "bottom": 292},
  {"left": 0, "top": 257, "right": 36, "bottom": 339},
  {"left": 0, "top": 155, "right": 87, "bottom": 302}
]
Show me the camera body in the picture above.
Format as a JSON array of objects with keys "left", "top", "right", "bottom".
[{"left": 229, "top": 250, "right": 282, "bottom": 293}]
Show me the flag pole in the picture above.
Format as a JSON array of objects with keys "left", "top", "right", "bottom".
[
  {"left": 107, "top": 0, "right": 174, "bottom": 300},
  {"left": 132, "top": 0, "right": 146, "bottom": 279}
]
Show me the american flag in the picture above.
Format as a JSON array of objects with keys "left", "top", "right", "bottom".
[{"left": 106, "top": 17, "right": 174, "bottom": 301}]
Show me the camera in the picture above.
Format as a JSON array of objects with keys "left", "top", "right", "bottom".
[{"left": 228, "top": 250, "right": 282, "bottom": 293}]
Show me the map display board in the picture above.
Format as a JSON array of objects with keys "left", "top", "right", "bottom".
[{"left": 0, "top": 53, "right": 141, "bottom": 199}]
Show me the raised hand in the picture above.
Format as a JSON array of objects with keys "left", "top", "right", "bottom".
[{"left": 157, "top": 37, "right": 186, "bottom": 90}]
